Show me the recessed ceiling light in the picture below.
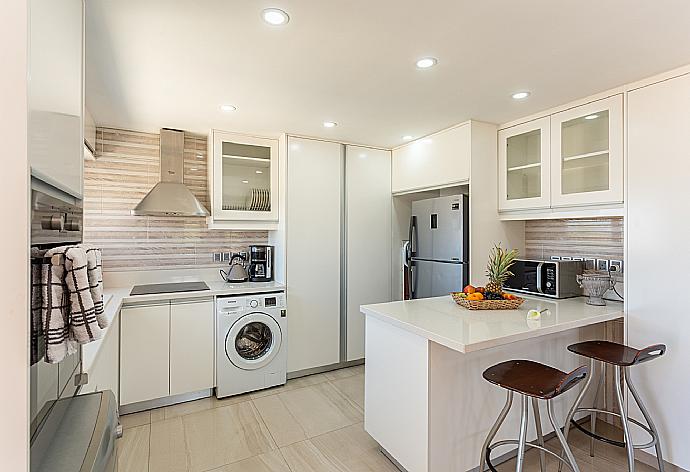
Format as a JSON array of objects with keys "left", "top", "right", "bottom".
[
  {"left": 402, "top": 135, "right": 414, "bottom": 141},
  {"left": 511, "top": 91, "right": 530, "bottom": 100},
  {"left": 220, "top": 104, "right": 237, "bottom": 112},
  {"left": 416, "top": 57, "right": 438, "bottom": 69},
  {"left": 584, "top": 114, "right": 599, "bottom": 120},
  {"left": 241, "top": 180, "right": 249, "bottom": 184},
  {"left": 262, "top": 8, "right": 289, "bottom": 26},
  {"left": 255, "top": 170, "right": 263, "bottom": 174},
  {"left": 323, "top": 121, "right": 337, "bottom": 128}
]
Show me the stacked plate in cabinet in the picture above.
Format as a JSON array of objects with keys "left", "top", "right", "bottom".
[{"left": 247, "top": 188, "right": 270, "bottom": 211}]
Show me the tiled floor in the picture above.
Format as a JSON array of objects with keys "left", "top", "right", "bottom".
[{"left": 117, "top": 365, "right": 659, "bottom": 472}]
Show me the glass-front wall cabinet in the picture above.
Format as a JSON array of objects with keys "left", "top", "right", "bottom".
[
  {"left": 551, "top": 95, "right": 623, "bottom": 207},
  {"left": 498, "top": 117, "right": 551, "bottom": 211},
  {"left": 210, "top": 130, "right": 279, "bottom": 222}
]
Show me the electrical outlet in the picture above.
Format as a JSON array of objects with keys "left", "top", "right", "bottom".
[
  {"left": 213, "top": 252, "right": 222, "bottom": 262},
  {"left": 222, "top": 252, "right": 230, "bottom": 262},
  {"left": 609, "top": 260, "right": 623, "bottom": 273},
  {"left": 597, "top": 259, "right": 609, "bottom": 271},
  {"left": 572, "top": 257, "right": 583, "bottom": 261},
  {"left": 550, "top": 256, "right": 561, "bottom": 261},
  {"left": 584, "top": 257, "right": 596, "bottom": 270},
  {"left": 561, "top": 256, "right": 572, "bottom": 261}
]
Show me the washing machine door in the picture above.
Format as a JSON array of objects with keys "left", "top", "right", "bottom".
[{"left": 225, "top": 312, "right": 282, "bottom": 370}]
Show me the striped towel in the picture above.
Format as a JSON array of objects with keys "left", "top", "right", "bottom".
[
  {"left": 30, "top": 250, "right": 45, "bottom": 365},
  {"left": 42, "top": 246, "right": 77, "bottom": 363},
  {"left": 64, "top": 246, "right": 104, "bottom": 344},
  {"left": 81, "top": 245, "right": 107, "bottom": 329}
]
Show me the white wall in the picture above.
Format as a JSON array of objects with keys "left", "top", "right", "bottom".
[
  {"left": 468, "top": 121, "right": 525, "bottom": 286},
  {"left": 627, "top": 71, "right": 690, "bottom": 470},
  {"left": 0, "top": 0, "right": 30, "bottom": 469}
]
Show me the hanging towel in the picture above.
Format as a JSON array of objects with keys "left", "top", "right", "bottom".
[
  {"left": 81, "top": 245, "right": 107, "bottom": 329},
  {"left": 64, "top": 246, "right": 103, "bottom": 344},
  {"left": 30, "top": 249, "right": 45, "bottom": 365},
  {"left": 41, "top": 246, "right": 76, "bottom": 363}
]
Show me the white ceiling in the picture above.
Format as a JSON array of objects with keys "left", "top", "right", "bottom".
[{"left": 86, "top": 0, "right": 690, "bottom": 149}]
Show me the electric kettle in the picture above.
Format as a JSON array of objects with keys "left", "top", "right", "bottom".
[{"left": 220, "top": 254, "right": 249, "bottom": 283}]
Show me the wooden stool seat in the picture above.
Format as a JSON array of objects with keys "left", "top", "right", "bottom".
[
  {"left": 568, "top": 341, "right": 666, "bottom": 367},
  {"left": 483, "top": 360, "right": 588, "bottom": 400}
]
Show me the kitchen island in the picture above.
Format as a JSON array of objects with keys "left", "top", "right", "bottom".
[{"left": 360, "top": 295, "right": 623, "bottom": 472}]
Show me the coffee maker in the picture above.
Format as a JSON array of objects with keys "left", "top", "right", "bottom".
[{"left": 248, "top": 245, "right": 274, "bottom": 282}]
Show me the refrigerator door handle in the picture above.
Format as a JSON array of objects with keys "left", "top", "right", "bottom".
[
  {"left": 408, "top": 215, "right": 417, "bottom": 258},
  {"left": 410, "top": 261, "right": 417, "bottom": 299}
]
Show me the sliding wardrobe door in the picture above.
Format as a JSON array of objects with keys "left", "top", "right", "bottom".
[
  {"left": 286, "top": 137, "right": 343, "bottom": 373},
  {"left": 345, "top": 146, "right": 392, "bottom": 361}
]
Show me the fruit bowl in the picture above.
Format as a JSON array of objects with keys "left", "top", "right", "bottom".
[{"left": 450, "top": 292, "right": 525, "bottom": 310}]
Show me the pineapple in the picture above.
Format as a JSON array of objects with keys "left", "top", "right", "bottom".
[{"left": 485, "top": 244, "right": 519, "bottom": 295}]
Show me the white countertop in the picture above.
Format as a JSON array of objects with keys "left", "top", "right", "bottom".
[
  {"left": 360, "top": 295, "right": 623, "bottom": 353},
  {"left": 82, "top": 280, "right": 285, "bottom": 373}
]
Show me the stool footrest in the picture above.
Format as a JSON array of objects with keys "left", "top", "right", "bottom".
[
  {"left": 487, "top": 440, "right": 576, "bottom": 472},
  {"left": 571, "top": 408, "right": 658, "bottom": 450}
]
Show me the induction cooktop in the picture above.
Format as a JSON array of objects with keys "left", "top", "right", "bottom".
[{"left": 130, "top": 281, "right": 210, "bottom": 296}]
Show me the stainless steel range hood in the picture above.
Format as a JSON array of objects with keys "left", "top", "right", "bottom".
[{"left": 132, "top": 128, "right": 209, "bottom": 216}]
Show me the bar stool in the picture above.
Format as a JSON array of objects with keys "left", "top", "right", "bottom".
[
  {"left": 560, "top": 341, "right": 666, "bottom": 472},
  {"left": 480, "top": 360, "right": 589, "bottom": 472}
]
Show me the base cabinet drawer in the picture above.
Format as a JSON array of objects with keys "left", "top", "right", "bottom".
[{"left": 120, "top": 304, "right": 170, "bottom": 405}]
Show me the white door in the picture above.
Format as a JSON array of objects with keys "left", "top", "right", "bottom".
[
  {"left": 28, "top": 0, "right": 83, "bottom": 197},
  {"left": 550, "top": 95, "right": 623, "bottom": 207},
  {"left": 225, "top": 312, "right": 283, "bottom": 370},
  {"left": 628, "top": 73, "right": 690, "bottom": 470},
  {"left": 286, "top": 137, "right": 342, "bottom": 372},
  {"left": 120, "top": 303, "right": 170, "bottom": 405},
  {"left": 346, "top": 145, "right": 392, "bottom": 361},
  {"left": 498, "top": 117, "right": 551, "bottom": 211},
  {"left": 211, "top": 130, "right": 279, "bottom": 221},
  {"left": 169, "top": 299, "right": 214, "bottom": 396}
]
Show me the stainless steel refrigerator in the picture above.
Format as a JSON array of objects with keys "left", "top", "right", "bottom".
[{"left": 406, "top": 195, "right": 469, "bottom": 299}]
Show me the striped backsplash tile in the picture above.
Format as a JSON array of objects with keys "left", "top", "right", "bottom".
[
  {"left": 524, "top": 217, "right": 624, "bottom": 261},
  {"left": 84, "top": 128, "right": 268, "bottom": 271}
]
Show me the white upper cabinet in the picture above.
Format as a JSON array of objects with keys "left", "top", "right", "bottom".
[
  {"left": 498, "top": 117, "right": 551, "bottom": 211},
  {"left": 392, "top": 123, "right": 471, "bottom": 193},
  {"left": 208, "top": 130, "right": 279, "bottom": 228},
  {"left": 550, "top": 95, "right": 623, "bottom": 207},
  {"left": 498, "top": 95, "right": 624, "bottom": 215},
  {"left": 28, "top": 0, "right": 84, "bottom": 198}
]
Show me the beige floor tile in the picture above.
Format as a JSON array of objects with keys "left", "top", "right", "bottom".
[
  {"left": 310, "top": 422, "right": 399, "bottom": 471},
  {"left": 250, "top": 373, "right": 330, "bottom": 400},
  {"left": 120, "top": 410, "right": 151, "bottom": 429},
  {"left": 209, "top": 450, "right": 291, "bottom": 472},
  {"left": 253, "top": 394, "right": 308, "bottom": 447},
  {"left": 158, "top": 397, "right": 216, "bottom": 421},
  {"left": 150, "top": 407, "right": 166, "bottom": 422},
  {"left": 116, "top": 424, "right": 150, "bottom": 472},
  {"left": 181, "top": 401, "right": 276, "bottom": 472},
  {"left": 149, "top": 417, "right": 188, "bottom": 472},
  {"left": 324, "top": 365, "right": 365, "bottom": 381},
  {"left": 212, "top": 392, "right": 253, "bottom": 408},
  {"left": 329, "top": 374, "right": 364, "bottom": 409},
  {"left": 279, "top": 382, "right": 363, "bottom": 438},
  {"left": 280, "top": 440, "right": 341, "bottom": 472}
]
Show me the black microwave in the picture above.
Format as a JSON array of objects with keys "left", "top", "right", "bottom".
[{"left": 503, "top": 259, "right": 585, "bottom": 298}]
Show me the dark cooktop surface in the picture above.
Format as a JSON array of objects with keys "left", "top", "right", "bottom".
[{"left": 130, "top": 281, "right": 210, "bottom": 296}]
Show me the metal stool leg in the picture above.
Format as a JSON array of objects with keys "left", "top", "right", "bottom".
[
  {"left": 547, "top": 399, "right": 581, "bottom": 472},
  {"left": 480, "top": 391, "right": 514, "bottom": 472},
  {"left": 559, "top": 358, "right": 595, "bottom": 472},
  {"left": 614, "top": 366, "right": 635, "bottom": 472},
  {"left": 625, "top": 369, "right": 665, "bottom": 472},
  {"left": 589, "top": 362, "right": 603, "bottom": 455},
  {"left": 515, "top": 395, "right": 529, "bottom": 472},
  {"left": 532, "top": 398, "right": 546, "bottom": 472}
]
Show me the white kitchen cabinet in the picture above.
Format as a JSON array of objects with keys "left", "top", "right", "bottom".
[
  {"left": 286, "top": 137, "right": 342, "bottom": 372},
  {"left": 392, "top": 123, "right": 471, "bottom": 194},
  {"left": 208, "top": 129, "right": 279, "bottom": 228},
  {"left": 345, "top": 145, "right": 392, "bottom": 361},
  {"left": 627, "top": 72, "right": 690, "bottom": 470},
  {"left": 170, "top": 299, "right": 215, "bottom": 396},
  {"left": 498, "top": 117, "right": 551, "bottom": 211},
  {"left": 550, "top": 95, "right": 623, "bottom": 207},
  {"left": 120, "top": 303, "right": 170, "bottom": 405},
  {"left": 28, "top": 0, "right": 84, "bottom": 198},
  {"left": 83, "top": 311, "right": 120, "bottom": 403}
]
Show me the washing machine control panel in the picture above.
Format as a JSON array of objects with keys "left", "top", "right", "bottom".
[{"left": 245, "top": 293, "right": 286, "bottom": 309}]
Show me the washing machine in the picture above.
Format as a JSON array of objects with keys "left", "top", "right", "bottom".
[{"left": 216, "top": 292, "right": 287, "bottom": 398}]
